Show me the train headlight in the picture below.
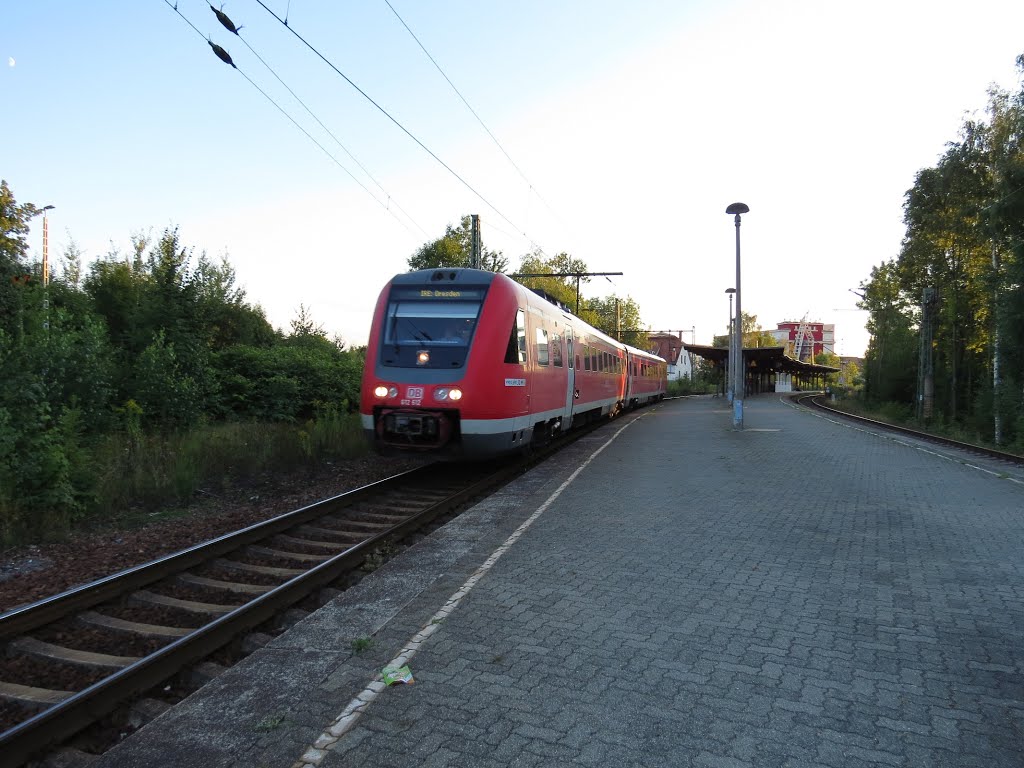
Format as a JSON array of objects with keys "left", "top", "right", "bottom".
[
  {"left": 417, "top": 350, "right": 430, "bottom": 365},
  {"left": 373, "top": 385, "right": 397, "bottom": 399},
  {"left": 434, "top": 387, "right": 463, "bottom": 402},
  {"left": 448, "top": 387, "right": 463, "bottom": 401}
]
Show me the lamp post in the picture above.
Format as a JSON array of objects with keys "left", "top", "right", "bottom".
[
  {"left": 40, "top": 205, "right": 55, "bottom": 332},
  {"left": 724, "top": 288, "right": 735, "bottom": 402},
  {"left": 726, "top": 202, "right": 749, "bottom": 429}
]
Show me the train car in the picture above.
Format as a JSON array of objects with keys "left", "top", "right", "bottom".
[
  {"left": 360, "top": 267, "right": 666, "bottom": 459},
  {"left": 624, "top": 344, "right": 668, "bottom": 409}
]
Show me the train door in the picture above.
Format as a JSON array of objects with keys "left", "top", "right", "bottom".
[
  {"left": 624, "top": 351, "right": 634, "bottom": 404},
  {"left": 562, "top": 328, "right": 575, "bottom": 430}
]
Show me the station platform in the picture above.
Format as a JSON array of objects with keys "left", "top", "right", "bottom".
[{"left": 92, "top": 395, "right": 1024, "bottom": 767}]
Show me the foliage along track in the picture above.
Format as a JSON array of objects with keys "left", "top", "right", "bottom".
[{"left": 0, "top": 459, "right": 518, "bottom": 767}]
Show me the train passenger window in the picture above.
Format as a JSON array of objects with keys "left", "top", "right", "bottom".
[
  {"left": 567, "top": 338, "right": 574, "bottom": 369},
  {"left": 536, "top": 328, "right": 549, "bottom": 365},
  {"left": 552, "top": 334, "right": 563, "bottom": 367},
  {"left": 504, "top": 309, "right": 527, "bottom": 364}
]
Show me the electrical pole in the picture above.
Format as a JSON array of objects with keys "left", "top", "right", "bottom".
[
  {"left": 992, "top": 231, "right": 1002, "bottom": 444},
  {"left": 470, "top": 214, "right": 482, "bottom": 269},
  {"left": 917, "top": 287, "right": 937, "bottom": 421},
  {"left": 510, "top": 272, "right": 623, "bottom": 315},
  {"left": 41, "top": 205, "right": 55, "bottom": 332}
]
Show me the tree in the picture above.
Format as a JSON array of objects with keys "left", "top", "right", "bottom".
[
  {"left": 0, "top": 180, "right": 45, "bottom": 339},
  {"left": 407, "top": 216, "right": 508, "bottom": 272},
  {"left": 194, "top": 251, "right": 276, "bottom": 350},
  {"left": 290, "top": 303, "right": 326, "bottom": 338},
  {"left": 0, "top": 180, "right": 95, "bottom": 539},
  {"left": 515, "top": 249, "right": 589, "bottom": 311},
  {"left": 898, "top": 129, "right": 993, "bottom": 421},
  {"left": 711, "top": 312, "right": 777, "bottom": 349},
  {"left": 60, "top": 238, "right": 84, "bottom": 289},
  {"left": 859, "top": 261, "right": 917, "bottom": 405},
  {"left": 986, "top": 57, "right": 1024, "bottom": 447},
  {"left": 582, "top": 294, "right": 647, "bottom": 347}
]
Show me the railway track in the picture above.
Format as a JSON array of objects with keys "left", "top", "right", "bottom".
[
  {"left": 795, "top": 393, "right": 1024, "bottom": 466},
  {"left": 0, "top": 459, "right": 526, "bottom": 766}
]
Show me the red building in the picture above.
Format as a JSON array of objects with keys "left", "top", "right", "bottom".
[{"left": 770, "top": 321, "right": 835, "bottom": 362}]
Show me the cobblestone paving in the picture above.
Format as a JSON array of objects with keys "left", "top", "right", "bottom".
[{"left": 319, "top": 396, "right": 1024, "bottom": 767}]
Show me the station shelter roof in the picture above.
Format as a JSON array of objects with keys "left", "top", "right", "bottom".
[{"left": 683, "top": 344, "right": 840, "bottom": 376}]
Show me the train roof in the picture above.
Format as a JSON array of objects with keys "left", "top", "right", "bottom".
[
  {"left": 390, "top": 268, "right": 666, "bottom": 363},
  {"left": 394, "top": 268, "right": 501, "bottom": 286}
]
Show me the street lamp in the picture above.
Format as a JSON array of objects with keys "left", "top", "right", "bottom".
[
  {"left": 726, "top": 202, "right": 749, "bottom": 429},
  {"left": 724, "top": 288, "right": 735, "bottom": 402},
  {"left": 40, "top": 205, "right": 55, "bottom": 332}
]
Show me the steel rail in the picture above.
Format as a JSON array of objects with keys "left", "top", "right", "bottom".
[
  {"left": 0, "top": 461, "right": 510, "bottom": 767},
  {"left": 2, "top": 408, "right": 633, "bottom": 765},
  {"left": 796, "top": 394, "right": 1024, "bottom": 465},
  {"left": 0, "top": 464, "right": 438, "bottom": 640}
]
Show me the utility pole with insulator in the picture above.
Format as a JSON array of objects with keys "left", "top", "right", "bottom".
[
  {"left": 41, "top": 205, "right": 55, "bottom": 332},
  {"left": 470, "top": 214, "right": 482, "bottom": 270}
]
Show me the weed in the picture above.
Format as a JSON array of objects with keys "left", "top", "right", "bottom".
[
  {"left": 254, "top": 713, "right": 287, "bottom": 732},
  {"left": 351, "top": 637, "right": 374, "bottom": 654}
]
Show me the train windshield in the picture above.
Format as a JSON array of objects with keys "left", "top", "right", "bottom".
[{"left": 385, "top": 301, "right": 481, "bottom": 348}]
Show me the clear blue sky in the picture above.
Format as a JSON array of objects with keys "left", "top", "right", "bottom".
[{"left": 5, "top": 0, "right": 1024, "bottom": 356}]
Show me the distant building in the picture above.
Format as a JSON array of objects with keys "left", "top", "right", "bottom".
[
  {"left": 770, "top": 321, "right": 835, "bottom": 362},
  {"left": 648, "top": 332, "right": 694, "bottom": 381}
]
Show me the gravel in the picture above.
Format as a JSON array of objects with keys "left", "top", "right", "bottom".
[{"left": 0, "top": 456, "right": 427, "bottom": 614}]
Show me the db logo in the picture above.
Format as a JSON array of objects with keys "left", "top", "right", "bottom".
[{"left": 406, "top": 386, "right": 424, "bottom": 399}]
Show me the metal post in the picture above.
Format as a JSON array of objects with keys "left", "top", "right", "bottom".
[
  {"left": 992, "top": 233, "right": 1001, "bottom": 445},
  {"left": 470, "top": 214, "right": 481, "bottom": 269},
  {"left": 725, "top": 288, "right": 735, "bottom": 403},
  {"left": 41, "top": 205, "right": 55, "bottom": 332},
  {"left": 726, "top": 203, "right": 749, "bottom": 429}
]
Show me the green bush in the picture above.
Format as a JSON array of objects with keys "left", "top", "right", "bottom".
[{"left": 667, "top": 378, "right": 716, "bottom": 396}]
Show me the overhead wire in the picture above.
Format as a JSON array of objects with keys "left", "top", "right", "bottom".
[
  {"left": 207, "top": 2, "right": 427, "bottom": 237},
  {"left": 251, "top": 0, "right": 545, "bottom": 251},
  {"left": 160, "top": 0, "right": 420, "bottom": 235},
  {"left": 381, "top": 0, "right": 565, "bottom": 232}
]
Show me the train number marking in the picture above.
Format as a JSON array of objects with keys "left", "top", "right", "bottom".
[{"left": 504, "top": 378, "right": 526, "bottom": 387}]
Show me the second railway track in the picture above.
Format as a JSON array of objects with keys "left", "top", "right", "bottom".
[
  {"left": 0, "top": 458, "right": 526, "bottom": 766},
  {"left": 796, "top": 393, "right": 1024, "bottom": 467}
]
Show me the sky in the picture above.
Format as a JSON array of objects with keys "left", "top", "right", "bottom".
[{"left": 4, "top": 0, "right": 1024, "bottom": 358}]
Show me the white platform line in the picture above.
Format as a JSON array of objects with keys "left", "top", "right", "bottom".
[
  {"left": 292, "top": 416, "right": 645, "bottom": 767},
  {"left": 787, "top": 397, "right": 1024, "bottom": 486}
]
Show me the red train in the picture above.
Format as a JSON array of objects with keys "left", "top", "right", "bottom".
[{"left": 360, "top": 268, "right": 667, "bottom": 458}]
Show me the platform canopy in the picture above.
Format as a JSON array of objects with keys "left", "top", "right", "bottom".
[{"left": 683, "top": 344, "right": 840, "bottom": 376}]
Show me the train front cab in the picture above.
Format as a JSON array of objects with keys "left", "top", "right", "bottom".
[{"left": 362, "top": 270, "right": 539, "bottom": 458}]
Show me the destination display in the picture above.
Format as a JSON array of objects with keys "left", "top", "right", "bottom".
[{"left": 390, "top": 286, "right": 487, "bottom": 301}]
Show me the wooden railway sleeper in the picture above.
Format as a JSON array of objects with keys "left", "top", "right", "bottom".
[{"left": 9, "top": 637, "right": 139, "bottom": 670}]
